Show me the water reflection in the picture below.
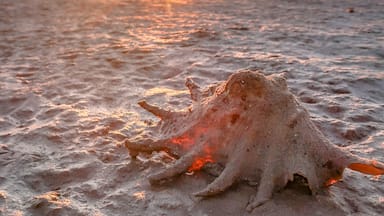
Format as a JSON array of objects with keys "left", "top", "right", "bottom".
[{"left": 40, "top": 0, "right": 202, "bottom": 66}]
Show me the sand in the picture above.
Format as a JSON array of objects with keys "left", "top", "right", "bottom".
[{"left": 0, "top": 0, "right": 383, "bottom": 215}]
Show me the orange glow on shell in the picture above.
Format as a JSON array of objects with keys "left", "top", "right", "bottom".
[
  {"left": 170, "top": 126, "right": 214, "bottom": 172},
  {"left": 170, "top": 127, "right": 208, "bottom": 149},
  {"left": 171, "top": 135, "right": 193, "bottom": 147},
  {"left": 188, "top": 155, "right": 214, "bottom": 172},
  {"left": 348, "top": 162, "right": 384, "bottom": 175},
  {"left": 188, "top": 146, "right": 215, "bottom": 172},
  {"left": 324, "top": 177, "right": 340, "bottom": 187}
]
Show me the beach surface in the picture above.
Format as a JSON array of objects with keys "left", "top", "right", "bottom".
[{"left": 1, "top": 0, "right": 384, "bottom": 215}]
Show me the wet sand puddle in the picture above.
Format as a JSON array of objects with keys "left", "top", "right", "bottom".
[{"left": 0, "top": 0, "right": 383, "bottom": 215}]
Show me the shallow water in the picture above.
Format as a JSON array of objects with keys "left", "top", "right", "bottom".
[{"left": 1, "top": 0, "right": 384, "bottom": 215}]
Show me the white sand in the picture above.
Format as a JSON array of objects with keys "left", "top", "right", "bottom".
[{"left": 1, "top": 0, "right": 383, "bottom": 215}]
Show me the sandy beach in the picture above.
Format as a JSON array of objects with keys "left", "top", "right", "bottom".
[{"left": 1, "top": 0, "right": 384, "bottom": 215}]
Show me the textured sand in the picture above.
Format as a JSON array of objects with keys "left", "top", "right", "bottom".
[{"left": 1, "top": 0, "right": 384, "bottom": 215}]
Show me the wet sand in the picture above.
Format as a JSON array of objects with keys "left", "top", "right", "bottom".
[{"left": 1, "top": 0, "right": 384, "bottom": 215}]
